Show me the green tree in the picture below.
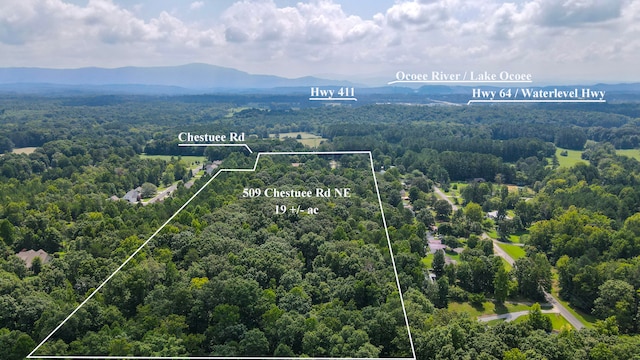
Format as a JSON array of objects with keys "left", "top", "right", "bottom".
[
  {"left": 503, "top": 348, "right": 527, "bottom": 360},
  {"left": 432, "top": 249, "right": 445, "bottom": 277},
  {"left": 140, "top": 182, "right": 157, "bottom": 198},
  {"left": 417, "top": 209, "right": 435, "bottom": 228},
  {"left": 240, "top": 329, "right": 269, "bottom": 355},
  {"left": 464, "top": 202, "right": 483, "bottom": 223},
  {"left": 526, "top": 303, "right": 552, "bottom": 332},
  {"left": 435, "top": 276, "right": 449, "bottom": 308},
  {"left": 593, "top": 280, "right": 636, "bottom": 333},
  {"left": 0, "top": 219, "right": 16, "bottom": 245},
  {"left": 31, "top": 256, "right": 42, "bottom": 275},
  {"left": 409, "top": 186, "right": 421, "bottom": 202},
  {"left": 514, "top": 253, "right": 552, "bottom": 300},
  {"left": 434, "top": 200, "right": 452, "bottom": 221},
  {"left": 493, "top": 263, "right": 509, "bottom": 304}
]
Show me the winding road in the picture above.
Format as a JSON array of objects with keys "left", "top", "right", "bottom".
[{"left": 432, "top": 185, "right": 585, "bottom": 330}]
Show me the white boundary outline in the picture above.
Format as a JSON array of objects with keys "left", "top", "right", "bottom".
[{"left": 28, "top": 151, "right": 416, "bottom": 360}]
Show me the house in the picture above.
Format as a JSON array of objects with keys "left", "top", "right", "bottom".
[
  {"left": 205, "top": 160, "right": 222, "bottom": 175},
  {"left": 123, "top": 187, "right": 142, "bottom": 203},
  {"left": 16, "top": 249, "right": 53, "bottom": 268},
  {"left": 486, "top": 210, "right": 512, "bottom": 220}
]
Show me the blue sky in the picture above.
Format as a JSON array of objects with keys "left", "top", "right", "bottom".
[{"left": 1, "top": 0, "right": 638, "bottom": 84}]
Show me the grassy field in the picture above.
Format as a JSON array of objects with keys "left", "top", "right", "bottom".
[
  {"left": 422, "top": 253, "right": 434, "bottom": 268},
  {"left": 508, "top": 230, "right": 528, "bottom": 244},
  {"left": 501, "top": 257, "right": 513, "bottom": 271},
  {"left": 225, "top": 107, "right": 249, "bottom": 118},
  {"left": 445, "top": 249, "right": 461, "bottom": 262},
  {"left": 555, "top": 148, "right": 585, "bottom": 168},
  {"left": 497, "top": 243, "right": 526, "bottom": 260},
  {"left": 509, "top": 313, "right": 574, "bottom": 331},
  {"left": 548, "top": 313, "right": 574, "bottom": 331},
  {"left": 270, "top": 132, "right": 328, "bottom": 148},
  {"left": 449, "top": 301, "right": 534, "bottom": 318},
  {"left": 556, "top": 147, "right": 640, "bottom": 165},
  {"left": 445, "top": 182, "right": 467, "bottom": 204},
  {"left": 617, "top": 148, "right": 640, "bottom": 161},
  {"left": 140, "top": 154, "right": 207, "bottom": 165},
  {"left": 11, "top": 147, "right": 37, "bottom": 155},
  {"left": 447, "top": 182, "right": 468, "bottom": 196}
]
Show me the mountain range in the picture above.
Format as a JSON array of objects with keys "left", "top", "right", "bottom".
[
  {"left": 0, "top": 63, "right": 639, "bottom": 96},
  {"left": 0, "top": 63, "right": 358, "bottom": 91}
]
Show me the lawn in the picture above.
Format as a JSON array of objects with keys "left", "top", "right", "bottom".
[
  {"left": 225, "top": 107, "right": 249, "bottom": 118},
  {"left": 11, "top": 147, "right": 37, "bottom": 155},
  {"left": 270, "top": 132, "right": 328, "bottom": 148},
  {"left": 548, "top": 313, "right": 574, "bottom": 331},
  {"left": 497, "top": 243, "right": 526, "bottom": 260},
  {"left": 617, "top": 149, "right": 640, "bottom": 161},
  {"left": 508, "top": 230, "right": 528, "bottom": 244},
  {"left": 446, "top": 182, "right": 467, "bottom": 196},
  {"left": 500, "top": 257, "right": 513, "bottom": 272},
  {"left": 445, "top": 249, "right": 461, "bottom": 262},
  {"left": 140, "top": 154, "right": 207, "bottom": 166},
  {"left": 555, "top": 148, "right": 586, "bottom": 168},
  {"left": 511, "top": 313, "right": 574, "bottom": 331},
  {"left": 445, "top": 182, "right": 467, "bottom": 204},
  {"left": 422, "top": 253, "right": 434, "bottom": 268},
  {"left": 448, "top": 301, "right": 534, "bottom": 318}
]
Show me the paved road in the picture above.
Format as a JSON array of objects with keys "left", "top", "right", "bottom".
[
  {"left": 144, "top": 183, "right": 177, "bottom": 205},
  {"left": 432, "top": 185, "right": 585, "bottom": 330},
  {"left": 487, "top": 234, "right": 584, "bottom": 329},
  {"left": 543, "top": 290, "right": 584, "bottom": 329},
  {"left": 433, "top": 186, "right": 458, "bottom": 211},
  {"left": 478, "top": 309, "right": 557, "bottom": 322}
]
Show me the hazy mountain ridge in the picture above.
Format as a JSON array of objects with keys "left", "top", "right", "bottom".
[
  {"left": 0, "top": 63, "right": 358, "bottom": 89},
  {"left": 0, "top": 63, "right": 638, "bottom": 96}
]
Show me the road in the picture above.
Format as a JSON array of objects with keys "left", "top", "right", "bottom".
[
  {"left": 144, "top": 183, "right": 178, "bottom": 205},
  {"left": 542, "top": 290, "right": 584, "bottom": 329},
  {"left": 432, "top": 185, "right": 585, "bottom": 330},
  {"left": 433, "top": 185, "right": 458, "bottom": 211},
  {"left": 478, "top": 309, "right": 557, "bottom": 322}
]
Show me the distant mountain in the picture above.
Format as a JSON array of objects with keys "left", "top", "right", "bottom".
[
  {"left": 414, "top": 83, "right": 640, "bottom": 94},
  {"left": 0, "top": 64, "right": 638, "bottom": 97},
  {"left": 0, "top": 63, "right": 357, "bottom": 90}
]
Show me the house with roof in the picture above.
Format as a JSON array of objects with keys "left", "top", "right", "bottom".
[
  {"left": 16, "top": 249, "right": 53, "bottom": 268},
  {"left": 123, "top": 187, "right": 142, "bottom": 203}
]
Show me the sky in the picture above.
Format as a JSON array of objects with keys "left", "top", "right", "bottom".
[{"left": 0, "top": 0, "right": 639, "bottom": 84}]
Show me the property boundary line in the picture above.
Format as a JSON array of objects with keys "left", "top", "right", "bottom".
[{"left": 29, "top": 151, "right": 416, "bottom": 360}]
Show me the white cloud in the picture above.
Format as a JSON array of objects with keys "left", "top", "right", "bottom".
[
  {"left": 385, "top": 0, "right": 452, "bottom": 30},
  {"left": 0, "top": 0, "right": 637, "bottom": 81},
  {"left": 189, "top": 1, "right": 204, "bottom": 11},
  {"left": 532, "top": 0, "right": 625, "bottom": 27}
]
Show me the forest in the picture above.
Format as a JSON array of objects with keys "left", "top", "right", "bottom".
[{"left": 0, "top": 94, "right": 639, "bottom": 359}]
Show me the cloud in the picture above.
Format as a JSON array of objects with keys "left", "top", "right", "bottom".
[
  {"left": 220, "top": 0, "right": 381, "bottom": 45},
  {"left": 384, "top": 0, "right": 452, "bottom": 30},
  {"left": 189, "top": 1, "right": 204, "bottom": 11},
  {"left": 0, "top": 0, "right": 637, "bottom": 81},
  {"left": 532, "top": 0, "right": 625, "bottom": 27}
]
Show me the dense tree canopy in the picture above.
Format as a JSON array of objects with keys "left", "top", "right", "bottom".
[{"left": 0, "top": 95, "right": 639, "bottom": 358}]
